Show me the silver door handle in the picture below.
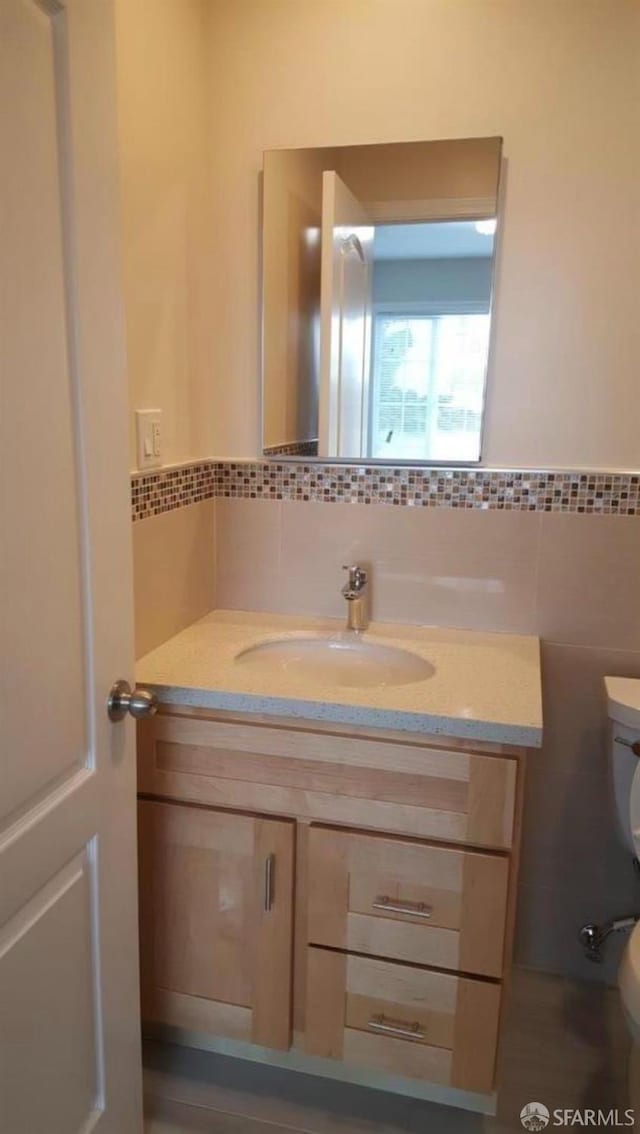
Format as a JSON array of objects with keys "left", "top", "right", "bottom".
[
  {"left": 107, "top": 679, "right": 158, "bottom": 721},
  {"left": 372, "top": 895, "right": 433, "bottom": 919},
  {"left": 367, "top": 1014, "right": 425, "bottom": 1041},
  {"left": 264, "top": 854, "right": 275, "bottom": 912}
]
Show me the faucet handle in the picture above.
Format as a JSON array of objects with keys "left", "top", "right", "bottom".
[{"left": 342, "top": 564, "right": 367, "bottom": 591}]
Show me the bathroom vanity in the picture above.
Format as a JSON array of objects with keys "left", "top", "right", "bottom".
[{"left": 136, "top": 611, "right": 542, "bottom": 1114}]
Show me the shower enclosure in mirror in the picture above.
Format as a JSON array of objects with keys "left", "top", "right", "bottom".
[{"left": 261, "top": 136, "right": 502, "bottom": 464}]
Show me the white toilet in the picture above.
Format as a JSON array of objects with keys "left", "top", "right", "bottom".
[{"left": 606, "top": 676, "right": 640, "bottom": 1106}]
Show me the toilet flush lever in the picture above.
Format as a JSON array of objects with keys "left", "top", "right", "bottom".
[
  {"left": 615, "top": 736, "right": 640, "bottom": 757},
  {"left": 107, "top": 679, "right": 158, "bottom": 721}
]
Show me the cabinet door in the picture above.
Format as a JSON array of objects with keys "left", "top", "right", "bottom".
[{"left": 138, "top": 800, "right": 294, "bottom": 1050}]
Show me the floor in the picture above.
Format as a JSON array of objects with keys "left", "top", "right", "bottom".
[{"left": 143, "top": 968, "right": 632, "bottom": 1134}]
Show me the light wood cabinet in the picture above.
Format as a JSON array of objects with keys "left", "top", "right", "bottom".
[
  {"left": 138, "top": 706, "right": 527, "bottom": 1105},
  {"left": 138, "top": 799, "right": 294, "bottom": 1050}
]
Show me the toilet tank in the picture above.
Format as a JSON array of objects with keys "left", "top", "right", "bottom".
[{"left": 606, "top": 676, "right": 640, "bottom": 857}]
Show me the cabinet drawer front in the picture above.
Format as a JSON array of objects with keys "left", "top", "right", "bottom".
[
  {"left": 305, "top": 948, "right": 500, "bottom": 1094},
  {"left": 307, "top": 827, "right": 509, "bottom": 978},
  {"left": 138, "top": 713, "right": 517, "bottom": 849},
  {"left": 138, "top": 800, "right": 294, "bottom": 1050}
]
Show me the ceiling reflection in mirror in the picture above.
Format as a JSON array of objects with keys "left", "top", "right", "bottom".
[{"left": 261, "top": 137, "right": 502, "bottom": 464}]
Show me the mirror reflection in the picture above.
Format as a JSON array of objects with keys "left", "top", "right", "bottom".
[{"left": 262, "top": 137, "right": 502, "bottom": 464}]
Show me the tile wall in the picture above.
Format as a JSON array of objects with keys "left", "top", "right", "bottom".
[{"left": 133, "top": 500, "right": 216, "bottom": 657}]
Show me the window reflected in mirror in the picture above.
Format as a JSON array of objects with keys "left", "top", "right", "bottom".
[
  {"left": 262, "top": 138, "right": 502, "bottom": 465},
  {"left": 370, "top": 220, "right": 494, "bottom": 462}
]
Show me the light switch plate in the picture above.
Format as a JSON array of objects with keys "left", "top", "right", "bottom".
[{"left": 136, "top": 409, "right": 162, "bottom": 469}]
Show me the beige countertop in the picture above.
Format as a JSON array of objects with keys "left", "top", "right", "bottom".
[{"left": 137, "top": 610, "right": 542, "bottom": 747}]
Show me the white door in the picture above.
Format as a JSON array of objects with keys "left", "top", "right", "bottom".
[
  {"left": 318, "top": 171, "right": 373, "bottom": 459},
  {"left": 0, "top": 2, "right": 143, "bottom": 1132}
]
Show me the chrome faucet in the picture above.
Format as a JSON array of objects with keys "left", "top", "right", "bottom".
[{"left": 342, "top": 564, "right": 368, "bottom": 632}]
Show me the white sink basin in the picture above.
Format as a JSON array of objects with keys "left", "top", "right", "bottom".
[{"left": 234, "top": 635, "right": 435, "bottom": 689}]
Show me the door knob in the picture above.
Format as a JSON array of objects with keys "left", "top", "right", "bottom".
[{"left": 107, "top": 679, "right": 158, "bottom": 722}]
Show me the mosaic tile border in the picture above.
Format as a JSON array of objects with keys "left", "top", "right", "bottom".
[
  {"left": 132, "top": 462, "right": 640, "bottom": 519},
  {"left": 131, "top": 461, "right": 639, "bottom": 521},
  {"left": 131, "top": 461, "right": 217, "bottom": 521},
  {"left": 263, "top": 439, "right": 318, "bottom": 457}
]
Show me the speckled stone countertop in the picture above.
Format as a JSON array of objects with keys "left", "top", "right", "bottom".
[{"left": 136, "top": 610, "right": 542, "bottom": 747}]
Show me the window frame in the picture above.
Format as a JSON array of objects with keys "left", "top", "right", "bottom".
[{"left": 368, "top": 300, "right": 492, "bottom": 462}]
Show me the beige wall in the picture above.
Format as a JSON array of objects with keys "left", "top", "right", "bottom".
[
  {"left": 262, "top": 147, "right": 331, "bottom": 447},
  {"left": 207, "top": 0, "right": 640, "bottom": 468},
  {"left": 117, "top": 0, "right": 218, "bottom": 656},
  {"left": 214, "top": 494, "right": 640, "bottom": 981},
  {"left": 116, "top": 0, "right": 215, "bottom": 470}
]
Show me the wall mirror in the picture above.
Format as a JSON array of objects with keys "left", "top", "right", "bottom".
[{"left": 261, "top": 136, "right": 502, "bottom": 464}]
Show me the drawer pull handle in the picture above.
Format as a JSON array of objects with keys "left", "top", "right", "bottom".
[
  {"left": 264, "top": 854, "right": 275, "bottom": 912},
  {"left": 368, "top": 1013, "right": 425, "bottom": 1042},
  {"left": 372, "top": 895, "right": 433, "bottom": 919}
]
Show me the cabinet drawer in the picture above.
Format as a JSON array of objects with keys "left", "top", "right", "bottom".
[
  {"left": 138, "top": 712, "right": 517, "bottom": 849},
  {"left": 305, "top": 947, "right": 500, "bottom": 1094},
  {"left": 307, "top": 827, "right": 509, "bottom": 978}
]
